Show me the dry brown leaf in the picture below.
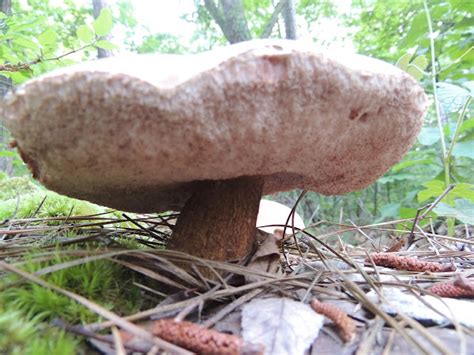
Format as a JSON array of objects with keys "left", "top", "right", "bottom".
[{"left": 245, "top": 229, "right": 282, "bottom": 283}]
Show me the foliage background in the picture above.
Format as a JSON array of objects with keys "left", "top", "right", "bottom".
[{"left": 0, "top": 0, "right": 472, "bottom": 352}]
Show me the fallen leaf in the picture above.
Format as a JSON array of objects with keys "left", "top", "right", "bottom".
[
  {"left": 367, "top": 288, "right": 474, "bottom": 327},
  {"left": 241, "top": 297, "right": 324, "bottom": 355},
  {"left": 245, "top": 230, "right": 281, "bottom": 283}
]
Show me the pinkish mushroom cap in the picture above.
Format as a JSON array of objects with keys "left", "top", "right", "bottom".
[{"left": 2, "top": 39, "right": 428, "bottom": 263}]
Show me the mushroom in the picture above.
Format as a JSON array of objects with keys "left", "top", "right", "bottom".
[
  {"left": 257, "top": 199, "right": 305, "bottom": 236},
  {"left": 2, "top": 39, "right": 428, "bottom": 264}
]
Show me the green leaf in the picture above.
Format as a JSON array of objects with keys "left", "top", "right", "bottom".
[
  {"left": 400, "top": 207, "right": 417, "bottom": 219},
  {"left": 448, "top": 183, "right": 474, "bottom": 201},
  {"left": 93, "top": 8, "right": 113, "bottom": 37},
  {"left": 397, "top": 207, "right": 432, "bottom": 230},
  {"left": 399, "top": 12, "right": 427, "bottom": 48},
  {"left": 8, "top": 15, "right": 47, "bottom": 32},
  {"left": 0, "top": 12, "right": 6, "bottom": 20},
  {"left": 396, "top": 53, "right": 427, "bottom": 81},
  {"left": 443, "top": 121, "right": 459, "bottom": 140},
  {"left": 411, "top": 55, "right": 427, "bottom": 68},
  {"left": 454, "top": 17, "right": 474, "bottom": 29},
  {"left": 418, "top": 181, "right": 474, "bottom": 203},
  {"left": 395, "top": 52, "right": 413, "bottom": 70},
  {"left": 431, "top": 3, "right": 450, "bottom": 19},
  {"left": 38, "top": 28, "right": 57, "bottom": 46},
  {"left": 452, "top": 140, "right": 474, "bottom": 159},
  {"left": 0, "top": 44, "right": 17, "bottom": 63},
  {"left": 459, "top": 119, "right": 474, "bottom": 134},
  {"left": 433, "top": 199, "right": 474, "bottom": 225},
  {"left": 406, "top": 55, "right": 428, "bottom": 81},
  {"left": 9, "top": 70, "right": 31, "bottom": 84},
  {"left": 418, "top": 180, "right": 445, "bottom": 202},
  {"left": 437, "top": 82, "right": 470, "bottom": 113},
  {"left": 418, "top": 127, "right": 441, "bottom": 145},
  {"left": 94, "top": 40, "right": 118, "bottom": 50},
  {"left": 77, "top": 25, "right": 94, "bottom": 43},
  {"left": 391, "top": 158, "right": 435, "bottom": 172},
  {"left": 12, "top": 37, "right": 40, "bottom": 51}
]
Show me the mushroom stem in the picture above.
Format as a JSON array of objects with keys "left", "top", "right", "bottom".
[{"left": 169, "top": 176, "right": 264, "bottom": 263}]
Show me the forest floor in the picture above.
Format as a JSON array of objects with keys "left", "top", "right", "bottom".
[{"left": 1, "top": 180, "right": 473, "bottom": 354}]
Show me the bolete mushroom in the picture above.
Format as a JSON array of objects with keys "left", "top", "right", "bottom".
[
  {"left": 257, "top": 199, "right": 305, "bottom": 236},
  {"left": 2, "top": 39, "right": 428, "bottom": 264}
]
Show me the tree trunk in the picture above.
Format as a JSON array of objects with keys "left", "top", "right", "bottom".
[
  {"left": 0, "top": 0, "right": 13, "bottom": 175},
  {"left": 169, "top": 176, "right": 264, "bottom": 266},
  {"left": 283, "top": 0, "right": 297, "bottom": 39},
  {"left": 204, "top": 0, "right": 251, "bottom": 44},
  {"left": 92, "top": 0, "right": 113, "bottom": 58}
]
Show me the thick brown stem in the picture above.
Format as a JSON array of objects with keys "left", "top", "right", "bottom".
[{"left": 169, "top": 176, "right": 264, "bottom": 262}]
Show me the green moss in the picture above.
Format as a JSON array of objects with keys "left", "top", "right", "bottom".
[
  {"left": 0, "top": 178, "right": 147, "bottom": 353},
  {"left": 0, "top": 309, "right": 78, "bottom": 355},
  {"left": 2, "top": 250, "right": 142, "bottom": 324},
  {"left": 0, "top": 176, "right": 39, "bottom": 200},
  {"left": 0, "top": 247, "right": 143, "bottom": 353},
  {"left": 0, "top": 190, "right": 105, "bottom": 220}
]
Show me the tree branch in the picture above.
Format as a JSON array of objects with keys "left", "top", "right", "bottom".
[
  {"left": 260, "top": 0, "right": 287, "bottom": 39},
  {"left": 0, "top": 42, "right": 98, "bottom": 73},
  {"left": 204, "top": 0, "right": 226, "bottom": 33}
]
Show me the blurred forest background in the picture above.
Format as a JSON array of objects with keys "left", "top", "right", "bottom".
[
  {"left": 0, "top": 1, "right": 473, "bottom": 353},
  {"left": 0, "top": 0, "right": 473, "bottom": 230}
]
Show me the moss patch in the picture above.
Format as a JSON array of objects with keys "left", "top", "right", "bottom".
[
  {"left": 2, "top": 250, "right": 142, "bottom": 322},
  {"left": 0, "top": 189, "right": 105, "bottom": 220},
  {"left": 0, "top": 309, "right": 78, "bottom": 355},
  {"left": 0, "top": 175, "right": 39, "bottom": 200}
]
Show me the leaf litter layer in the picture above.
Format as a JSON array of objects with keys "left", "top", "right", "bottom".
[{"left": 0, "top": 197, "right": 473, "bottom": 355}]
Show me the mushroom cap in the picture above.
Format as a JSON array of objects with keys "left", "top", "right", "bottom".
[
  {"left": 2, "top": 39, "right": 428, "bottom": 213},
  {"left": 257, "top": 199, "right": 305, "bottom": 235}
]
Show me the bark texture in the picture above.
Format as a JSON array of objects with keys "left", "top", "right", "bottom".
[
  {"left": 204, "top": 0, "right": 251, "bottom": 43},
  {"left": 169, "top": 176, "right": 264, "bottom": 262},
  {"left": 0, "top": 0, "right": 10, "bottom": 13},
  {"left": 283, "top": 0, "right": 297, "bottom": 39}
]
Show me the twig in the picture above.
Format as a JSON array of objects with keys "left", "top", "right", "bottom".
[
  {"left": 0, "top": 42, "right": 97, "bottom": 73},
  {"left": 282, "top": 190, "right": 307, "bottom": 264},
  {"left": 408, "top": 184, "right": 455, "bottom": 245},
  {"left": 122, "top": 213, "right": 164, "bottom": 241},
  {"left": 52, "top": 319, "right": 146, "bottom": 353}
]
